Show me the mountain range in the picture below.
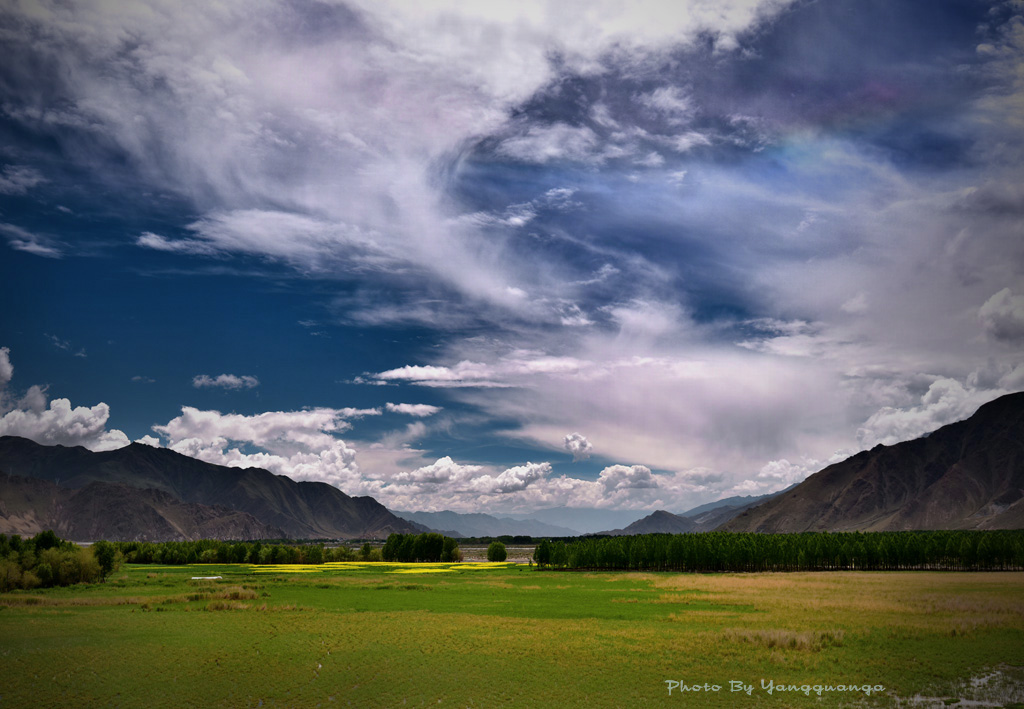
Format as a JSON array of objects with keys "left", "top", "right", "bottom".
[
  {"left": 0, "top": 437, "right": 418, "bottom": 540},
  {"left": 594, "top": 488, "right": 793, "bottom": 536},
  {"left": 1, "top": 391, "right": 1021, "bottom": 541},
  {"left": 392, "top": 510, "right": 578, "bottom": 538}
]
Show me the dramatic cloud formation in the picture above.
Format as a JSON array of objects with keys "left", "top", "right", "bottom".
[{"left": 3, "top": 1, "right": 1023, "bottom": 514}]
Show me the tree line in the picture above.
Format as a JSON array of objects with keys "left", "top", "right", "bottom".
[
  {"left": 1, "top": 532, "right": 119, "bottom": 591},
  {"left": 381, "top": 533, "right": 462, "bottom": 562},
  {"left": 533, "top": 530, "right": 1024, "bottom": 572},
  {"left": 110, "top": 539, "right": 384, "bottom": 565}
]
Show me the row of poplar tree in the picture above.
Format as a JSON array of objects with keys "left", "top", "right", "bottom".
[{"left": 532, "top": 530, "right": 1024, "bottom": 571}]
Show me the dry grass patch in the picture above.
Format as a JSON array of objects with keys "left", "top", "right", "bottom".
[
  {"left": 724, "top": 628, "right": 845, "bottom": 652},
  {"left": 0, "top": 595, "right": 152, "bottom": 607}
]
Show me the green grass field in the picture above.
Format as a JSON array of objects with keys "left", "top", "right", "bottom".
[{"left": 1, "top": 563, "right": 1022, "bottom": 707}]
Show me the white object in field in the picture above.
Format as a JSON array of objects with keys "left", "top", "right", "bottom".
[{"left": 191, "top": 576, "right": 222, "bottom": 580}]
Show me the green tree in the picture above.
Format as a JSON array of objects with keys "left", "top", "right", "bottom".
[
  {"left": 533, "top": 539, "right": 551, "bottom": 567},
  {"left": 91, "top": 540, "right": 118, "bottom": 580},
  {"left": 441, "top": 537, "right": 461, "bottom": 562},
  {"left": 487, "top": 541, "right": 507, "bottom": 562}
]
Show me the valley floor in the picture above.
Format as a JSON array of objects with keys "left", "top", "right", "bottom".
[{"left": 1, "top": 565, "right": 1022, "bottom": 707}]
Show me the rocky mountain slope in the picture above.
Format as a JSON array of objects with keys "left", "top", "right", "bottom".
[
  {"left": 723, "top": 392, "right": 1024, "bottom": 532},
  {"left": 0, "top": 471, "right": 283, "bottom": 541}
]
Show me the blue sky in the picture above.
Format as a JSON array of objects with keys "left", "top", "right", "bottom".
[{"left": 1, "top": 0, "right": 1022, "bottom": 515}]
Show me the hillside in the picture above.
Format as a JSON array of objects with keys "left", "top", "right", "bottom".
[
  {"left": 0, "top": 437, "right": 419, "bottom": 539},
  {"left": 0, "top": 471, "right": 283, "bottom": 541},
  {"left": 723, "top": 392, "right": 1024, "bottom": 532}
]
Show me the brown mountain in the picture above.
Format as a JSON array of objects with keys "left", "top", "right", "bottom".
[
  {"left": 722, "top": 392, "right": 1024, "bottom": 533},
  {"left": 0, "top": 437, "right": 419, "bottom": 539},
  {"left": 0, "top": 471, "right": 283, "bottom": 541}
]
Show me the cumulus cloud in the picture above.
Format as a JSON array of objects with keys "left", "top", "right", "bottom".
[
  {"left": 0, "top": 399, "right": 130, "bottom": 451},
  {"left": 598, "top": 464, "right": 657, "bottom": 491},
  {"left": 192, "top": 374, "right": 260, "bottom": 390},
  {"left": 385, "top": 403, "right": 442, "bottom": 417},
  {"left": 979, "top": 288, "right": 1024, "bottom": 343},
  {"left": 856, "top": 378, "right": 1006, "bottom": 449},
  {"left": 563, "top": 432, "right": 592, "bottom": 461},
  {"left": 727, "top": 451, "right": 851, "bottom": 495},
  {"left": 150, "top": 406, "right": 370, "bottom": 487},
  {"left": 0, "top": 347, "right": 129, "bottom": 451}
]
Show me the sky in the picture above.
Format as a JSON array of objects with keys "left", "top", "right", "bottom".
[{"left": 1, "top": 0, "right": 1023, "bottom": 518}]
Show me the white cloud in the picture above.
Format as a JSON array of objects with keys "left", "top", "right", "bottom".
[
  {"left": 373, "top": 353, "right": 588, "bottom": 388},
  {"left": 0, "top": 398, "right": 130, "bottom": 451},
  {"left": 135, "top": 435, "right": 162, "bottom": 447},
  {"left": 669, "top": 131, "right": 712, "bottom": 152},
  {"left": 979, "top": 288, "right": 1024, "bottom": 343},
  {"left": 0, "top": 347, "right": 130, "bottom": 451},
  {"left": 0, "top": 347, "right": 12, "bottom": 390},
  {"left": 385, "top": 402, "right": 442, "bottom": 417},
  {"left": 151, "top": 406, "right": 368, "bottom": 488},
  {"left": 856, "top": 378, "right": 1006, "bottom": 449},
  {"left": 0, "top": 165, "right": 46, "bottom": 195},
  {"left": 192, "top": 373, "right": 260, "bottom": 390},
  {"left": 1, "top": 0, "right": 799, "bottom": 330},
  {"left": 727, "top": 451, "right": 850, "bottom": 495},
  {"left": 0, "top": 223, "right": 62, "bottom": 258},
  {"left": 137, "top": 231, "right": 219, "bottom": 256},
  {"left": 391, "top": 456, "right": 482, "bottom": 485},
  {"left": 841, "top": 292, "right": 869, "bottom": 315},
  {"left": 598, "top": 464, "right": 657, "bottom": 491},
  {"left": 468, "top": 461, "right": 551, "bottom": 494},
  {"left": 497, "top": 123, "right": 602, "bottom": 164},
  {"left": 638, "top": 86, "right": 694, "bottom": 125},
  {"left": 563, "top": 432, "right": 592, "bottom": 461}
]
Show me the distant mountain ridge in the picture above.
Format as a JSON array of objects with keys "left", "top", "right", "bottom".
[
  {"left": 392, "top": 510, "right": 578, "bottom": 538},
  {"left": 723, "top": 392, "right": 1024, "bottom": 532},
  {"left": 0, "top": 437, "right": 419, "bottom": 540},
  {"left": 597, "top": 509, "right": 697, "bottom": 536},
  {"left": 594, "top": 488, "right": 792, "bottom": 536}
]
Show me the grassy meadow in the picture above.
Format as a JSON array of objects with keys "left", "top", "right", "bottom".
[{"left": 1, "top": 563, "right": 1022, "bottom": 707}]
